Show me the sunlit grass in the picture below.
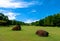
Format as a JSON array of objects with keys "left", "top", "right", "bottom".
[{"left": 0, "top": 26, "right": 60, "bottom": 41}]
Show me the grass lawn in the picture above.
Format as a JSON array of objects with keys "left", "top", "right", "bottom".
[{"left": 0, "top": 26, "right": 60, "bottom": 41}]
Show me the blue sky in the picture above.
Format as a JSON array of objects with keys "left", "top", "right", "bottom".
[{"left": 0, "top": 0, "right": 60, "bottom": 23}]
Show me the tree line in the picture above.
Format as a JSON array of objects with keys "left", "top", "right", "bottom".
[
  {"left": 0, "top": 13, "right": 29, "bottom": 26},
  {"left": 0, "top": 13, "right": 60, "bottom": 27},
  {"left": 31, "top": 13, "right": 60, "bottom": 27}
]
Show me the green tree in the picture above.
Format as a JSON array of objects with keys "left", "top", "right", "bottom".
[{"left": 31, "top": 13, "right": 60, "bottom": 27}]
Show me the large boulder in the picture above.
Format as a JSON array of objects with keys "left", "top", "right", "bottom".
[
  {"left": 36, "top": 30, "right": 49, "bottom": 37},
  {"left": 12, "top": 25, "right": 21, "bottom": 31}
]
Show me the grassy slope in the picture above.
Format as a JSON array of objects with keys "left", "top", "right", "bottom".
[{"left": 0, "top": 26, "right": 60, "bottom": 41}]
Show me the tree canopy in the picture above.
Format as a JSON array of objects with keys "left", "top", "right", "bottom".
[
  {"left": 0, "top": 13, "right": 28, "bottom": 26},
  {"left": 0, "top": 13, "right": 60, "bottom": 27},
  {"left": 31, "top": 13, "right": 60, "bottom": 27}
]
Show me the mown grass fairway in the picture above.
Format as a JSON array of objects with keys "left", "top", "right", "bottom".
[{"left": 0, "top": 26, "right": 60, "bottom": 41}]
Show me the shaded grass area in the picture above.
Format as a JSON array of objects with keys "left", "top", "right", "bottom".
[{"left": 0, "top": 26, "right": 60, "bottom": 41}]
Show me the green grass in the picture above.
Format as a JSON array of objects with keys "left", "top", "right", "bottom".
[{"left": 0, "top": 26, "right": 60, "bottom": 41}]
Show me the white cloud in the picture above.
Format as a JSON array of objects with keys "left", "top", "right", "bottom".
[
  {"left": 4, "top": 12, "right": 16, "bottom": 20},
  {"left": 24, "top": 19, "right": 39, "bottom": 23},
  {"left": 0, "top": 0, "right": 42, "bottom": 8},
  {"left": 0, "top": 9, "right": 20, "bottom": 20},
  {"left": 4, "top": 12, "right": 20, "bottom": 20}
]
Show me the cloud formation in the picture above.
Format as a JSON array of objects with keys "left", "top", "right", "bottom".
[
  {"left": 5, "top": 12, "right": 20, "bottom": 20},
  {"left": 4, "top": 12, "right": 16, "bottom": 20},
  {"left": 0, "top": 0, "right": 42, "bottom": 8},
  {"left": 0, "top": 9, "right": 20, "bottom": 20}
]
